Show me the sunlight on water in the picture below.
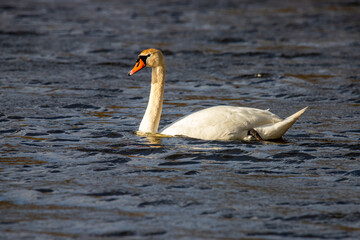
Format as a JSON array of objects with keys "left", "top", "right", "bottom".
[{"left": 0, "top": 0, "right": 360, "bottom": 239}]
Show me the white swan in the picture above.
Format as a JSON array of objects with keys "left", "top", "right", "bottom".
[{"left": 128, "top": 48, "right": 307, "bottom": 141}]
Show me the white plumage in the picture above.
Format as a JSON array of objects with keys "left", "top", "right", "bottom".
[
  {"left": 128, "top": 48, "right": 307, "bottom": 141},
  {"left": 162, "top": 106, "right": 277, "bottom": 140}
]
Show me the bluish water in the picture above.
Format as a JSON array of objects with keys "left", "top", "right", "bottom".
[{"left": 1, "top": 0, "right": 360, "bottom": 239}]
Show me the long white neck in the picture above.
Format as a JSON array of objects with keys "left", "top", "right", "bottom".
[{"left": 139, "top": 65, "right": 165, "bottom": 133}]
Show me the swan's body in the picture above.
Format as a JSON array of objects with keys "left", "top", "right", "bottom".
[
  {"left": 161, "top": 106, "right": 307, "bottom": 141},
  {"left": 128, "top": 48, "right": 307, "bottom": 141}
]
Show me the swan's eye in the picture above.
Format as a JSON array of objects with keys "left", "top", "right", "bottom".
[{"left": 136, "top": 54, "right": 150, "bottom": 66}]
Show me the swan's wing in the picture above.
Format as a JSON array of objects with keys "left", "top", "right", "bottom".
[
  {"left": 161, "top": 106, "right": 282, "bottom": 140},
  {"left": 254, "top": 106, "right": 307, "bottom": 140}
]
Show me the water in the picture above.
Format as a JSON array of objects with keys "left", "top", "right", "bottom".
[{"left": 1, "top": 0, "right": 360, "bottom": 239}]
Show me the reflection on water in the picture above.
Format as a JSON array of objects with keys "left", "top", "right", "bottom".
[
  {"left": 1, "top": 0, "right": 360, "bottom": 239},
  {"left": 137, "top": 133, "right": 165, "bottom": 146}
]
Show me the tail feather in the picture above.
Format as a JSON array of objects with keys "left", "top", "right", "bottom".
[{"left": 255, "top": 107, "right": 308, "bottom": 140}]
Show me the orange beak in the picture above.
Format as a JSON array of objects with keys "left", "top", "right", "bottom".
[{"left": 128, "top": 58, "right": 146, "bottom": 76}]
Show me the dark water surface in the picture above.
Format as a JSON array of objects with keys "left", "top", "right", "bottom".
[{"left": 1, "top": 0, "right": 360, "bottom": 239}]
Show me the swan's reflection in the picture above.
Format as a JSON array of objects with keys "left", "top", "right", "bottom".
[{"left": 135, "top": 131, "right": 167, "bottom": 147}]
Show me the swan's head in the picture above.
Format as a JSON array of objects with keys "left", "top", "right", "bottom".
[{"left": 128, "top": 48, "right": 164, "bottom": 76}]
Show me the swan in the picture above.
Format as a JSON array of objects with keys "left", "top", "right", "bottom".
[{"left": 128, "top": 48, "right": 307, "bottom": 141}]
